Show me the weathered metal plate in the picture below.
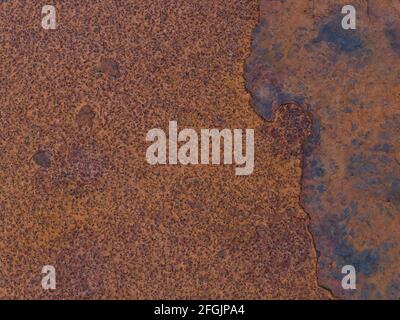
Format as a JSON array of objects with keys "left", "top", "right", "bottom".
[
  {"left": 245, "top": 0, "right": 400, "bottom": 299},
  {"left": 0, "top": 1, "right": 329, "bottom": 299}
]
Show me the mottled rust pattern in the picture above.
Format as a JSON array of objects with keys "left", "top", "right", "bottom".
[
  {"left": 246, "top": 0, "right": 400, "bottom": 299},
  {"left": 0, "top": 1, "right": 328, "bottom": 299}
]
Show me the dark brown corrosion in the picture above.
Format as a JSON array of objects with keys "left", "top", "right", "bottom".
[{"left": 246, "top": 0, "right": 400, "bottom": 299}]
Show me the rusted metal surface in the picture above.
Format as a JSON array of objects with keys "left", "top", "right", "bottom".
[
  {"left": 245, "top": 0, "right": 400, "bottom": 299},
  {"left": 0, "top": 1, "right": 330, "bottom": 299}
]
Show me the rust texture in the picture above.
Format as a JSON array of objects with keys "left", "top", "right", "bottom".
[
  {"left": 245, "top": 0, "right": 400, "bottom": 299},
  {"left": 0, "top": 1, "right": 329, "bottom": 299}
]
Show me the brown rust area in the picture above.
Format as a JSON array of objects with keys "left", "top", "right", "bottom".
[
  {"left": 246, "top": 0, "right": 400, "bottom": 299},
  {"left": 0, "top": 1, "right": 327, "bottom": 299}
]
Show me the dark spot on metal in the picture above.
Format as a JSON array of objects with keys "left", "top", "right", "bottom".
[
  {"left": 384, "top": 28, "right": 400, "bottom": 56},
  {"left": 76, "top": 105, "right": 96, "bottom": 128},
  {"left": 98, "top": 58, "right": 121, "bottom": 78},
  {"left": 33, "top": 150, "right": 51, "bottom": 169},
  {"left": 312, "top": 20, "right": 363, "bottom": 54},
  {"left": 67, "top": 148, "right": 104, "bottom": 183}
]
